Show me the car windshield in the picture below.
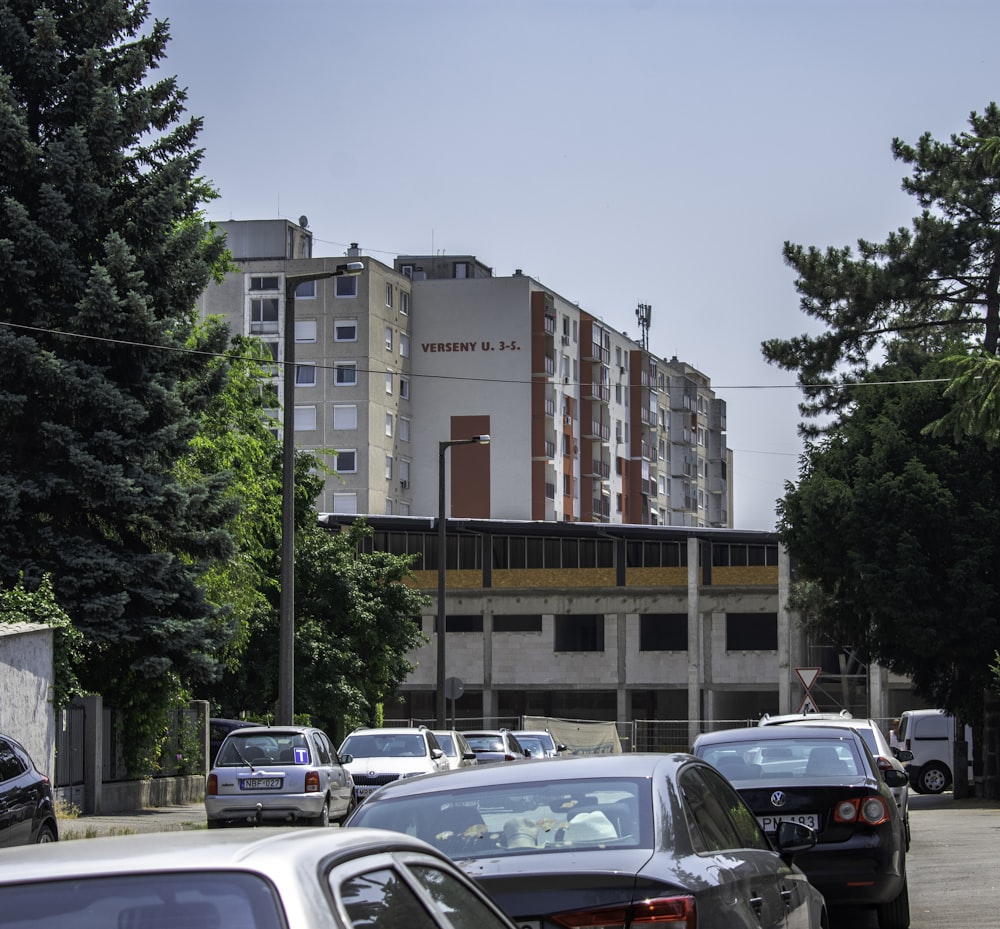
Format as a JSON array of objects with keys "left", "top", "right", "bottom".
[
  {"left": 350, "top": 777, "right": 650, "bottom": 858},
  {"left": 216, "top": 733, "right": 309, "bottom": 766},
  {"left": 465, "top": 736, "right": 504, "bottom": 752},
  {"left": 702, "top": 738, "right": 865, "bottom": 780},
  {"left": 436, "top": 735, "right": 456, "bottom": 755},
  {"left": 341, "top": 734, "right": 427, "bottom": 758},
  {"left": 0, "top": 871, "right": 283, "bottom": 929},
  {"left": 518, "top": 738, "right": 546, "bottom": 756}
]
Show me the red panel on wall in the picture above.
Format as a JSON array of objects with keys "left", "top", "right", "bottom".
[{"left": 450, "top": 415, "right": 491, "bottom": 518}]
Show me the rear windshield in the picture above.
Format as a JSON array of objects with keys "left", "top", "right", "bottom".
[
  {"left": 702, "top": 737, "right": 865, "bottom": 780},
  {"left": 349, "top": 777, "right": 651, "bottom": 858},
  {"left": 216, "top": 732, "right": 310, "bottom": 766},
  {"left": 0, "top": 872, "right": 283, "bottom": 929}
]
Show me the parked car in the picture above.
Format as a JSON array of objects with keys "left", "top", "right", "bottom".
[
  {"left": 338, "top": 727, "right": 450, "bottom": 801},
  {"left": 758, "top": 711, "right": 914, "bottom": 848},
  {"left": 0, "top": 826, "right": 522, "bottom": 929},
  {"left": 0, "top": 733, "right": 58, "bottom": 846},
  {"left": 205, "top": 724, "right": 354, "bottom": 828},
  {"left": 431, "top": 730, "right": 478, "bottom": 769},
  {"left": 209, "top": 717, "right": 260, "bottom": 765},
  {"left": 694, "top": 724, "right": 909, "bottom": 928},
  {"left": 344, "top": 753, "right": 827, "bottom": 928},
  {"left": 460, "top": 729, "right": 529, "bottom": 764},
  {"left": 897, "top": 708, "right": 974, "bottom": 794},
  {"left": 511, "top": 729, "right": 567, "bottom": 757}
]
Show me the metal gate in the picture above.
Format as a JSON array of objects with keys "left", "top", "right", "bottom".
[{"left": 54, "top": 702, "right": 86, "bottom": 807}]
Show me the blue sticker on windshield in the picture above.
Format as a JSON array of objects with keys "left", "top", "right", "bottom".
[{"left": 294, "top": 747, "right": 309, "bottom": 764}]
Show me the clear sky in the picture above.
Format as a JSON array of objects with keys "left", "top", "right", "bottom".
[{"left": 148, "top": 0, "right": 1000, "bottom": 530}]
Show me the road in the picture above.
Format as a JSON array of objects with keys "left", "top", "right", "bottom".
[{"left": 830, "top": 792, "right": 1000, "bottom": 928}]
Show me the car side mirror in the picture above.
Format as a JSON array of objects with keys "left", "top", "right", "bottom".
[
  {"left": 431, "top": 748, "right": 444, "bottom": 759},
  {"left": 462, "top": 751, "right": 477, "bottom": 761},
  {"left": 883, "top": 768, "right": 909, "bottom": 788},
  {"left": 339, "top": 753, "right": 353, "bottom": 765},
  {"left": 557, "top": 744, "right": 568, "bottom": 753},
  {"left": 893, "top": 748, "right": 914, "bottom": 763},
  {"left": 774, "top": 820, "right": 817, "bottom": 862}
]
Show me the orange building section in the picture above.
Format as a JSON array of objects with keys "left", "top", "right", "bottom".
[{"left": 450, "top": 415, "right": 491, "bottom": 518}]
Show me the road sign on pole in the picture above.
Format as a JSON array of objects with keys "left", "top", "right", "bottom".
[
  {"left": 795, "top": 667, "right": 822, "bottom": 691},
  {"left": 798, "top": 694, "right": 819, "bottom": 714}
]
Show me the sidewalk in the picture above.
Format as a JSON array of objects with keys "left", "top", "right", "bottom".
[{"left": 57, "top": 803, "right": 207, "bottom": 840}]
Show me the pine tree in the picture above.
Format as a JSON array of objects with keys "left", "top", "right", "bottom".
[{"left": 0, "top": 1, "right": 234, "bottom": 703}]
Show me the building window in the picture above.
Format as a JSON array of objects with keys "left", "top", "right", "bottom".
[
  {"left": 295, "top": 364, "right": 316, "bottom": 386},
  {"left": 399, "top": 459, "right": 410, "bottom": 487},
  {"left": 399, "top": 502, "right": 410, "bottom": 515},
  {"left": 399, "top": 333, "right": 410, "bottom": 357},
  {"left": 294, "top": 405, "right": 316, "bottom": 431},
  {"left": 333, "top": 404, "right": 357, "bottom": 430},
  {"left": 249, "top": 298, "right": 279, "bottom": 335},
  {"left": 385, "top": 326, "right": 393, "bottom": 351},
  {"left": 334, "top": 319, "right": 357, "bottom": 342},
  {"left": 400, "top": 291, "right": 409, "bottom": 316},
  {"left": 494, "top": 615, "right": 543, "bottom": 633},
  {"left": 332, "top": 492, "right": 357, "bottom": 513},
  {"left": 335, "top": 362, "right": 357, "bottom": 385},
  {"left": 294, "top": 279, "right": 316, "bottom": 298},
  {"left": 385, "top": 371, "right": 393, "bottom": 394},
  {"left": 400, "top": 377, "right": 410, "bottom": 400},
  {"left": 335, "top": 276, "right": 358, "bottom": 298},
  {"left": 385, "top": 413, "right": 393, "bottom": 437},
  {"left": 399, "top": 417, "right": 410, "bottom": 442},
  {"left": 385, "top": 455, "right": 393, "bottom": 479},
  {"left": 295, "top": 318, "right": 317, "bottom": 342},
  {"left": 554, "top": 614, "right": 604, "bottom": 652},
  {"left": 333, "top": 450, "right": 357, "bottom": 473},
  {"left": 726, "top": 613, "right": 778, "bottom": 651},
  {"left": 639, "top": 614, "right": 687, "bottom": 651},
  {"left": 249, "top": 276, "right": 279, "bottom": 291},
  {"left": 385, "top": 283, "right": 393, "bottom": 307}
]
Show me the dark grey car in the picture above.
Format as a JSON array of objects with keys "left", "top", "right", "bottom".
[
  {"left": 0, "top": 734, "right": 58, "bottom": 846},
  {"left": 345, "top": 753, "right": 827, "bottom": 928}
]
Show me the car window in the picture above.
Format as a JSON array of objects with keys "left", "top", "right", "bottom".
[
  {"left": 0, "top": 738, "right": 27, "bottom": 782},
  {"left": 695, "top": 766, "right": 771, "bottom": 851},
  {"left": 338, "top": 867, "right": 442, "bottom": 929},
  {"left": 0, "top": 871, "right": 284, "bottom": 929},
  {"left": 341, "top": 734, "right": 427, "bottom": 758},
  {"left": 466, "top": 736, "right": 504, "bottom": 752},
  {"left": 679, "top": 767, "right": 746, "bottom": 853},
  {"left": 424, "top": 733, "right": 441, "bottom": 754},
  {"left": 436, "top": 735, "right": 456, "bottom": 755},
  {"left": 408, "top": 864, "right": 511, "bottom": 929},
  {"left": 312, "top": 732, "right": 333, "bottom": 766}
]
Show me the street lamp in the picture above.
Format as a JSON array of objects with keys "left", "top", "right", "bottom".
[
  {"left": 277, "top": 262, "right": 363, "bottom": 725},
  {"left": 436, "top": 434, "right": 490, "bottom": 728}
]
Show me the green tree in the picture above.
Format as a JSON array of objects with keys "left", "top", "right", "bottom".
[
  {"left": 0, "top": 0, "right": 234, "bottom": 759},
  {"left": 763, "top": 103, "right": 1000, "bottom": 434},
  {"left": 777, "top": 348, "right": 1000, "bottom": 725}
]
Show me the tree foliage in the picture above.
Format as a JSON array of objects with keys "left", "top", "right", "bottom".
[
  {"left": 763, "top": 103, "right": 1000, "bottom": 435},
  {"left": 778, "top": 348, "right": 1000, "bottom": 725},
  {"left": 0, "top": 0, "right": 234, "bottom": 730}
]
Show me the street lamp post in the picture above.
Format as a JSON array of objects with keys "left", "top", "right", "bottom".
[
  {"left": 277, "top": 262, "right": 363, "bottom": 726},
  {"left": 436, "top": 434, "right": 490, "bottom": 728}
]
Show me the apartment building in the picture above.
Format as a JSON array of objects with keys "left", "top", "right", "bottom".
[{"left": 198, "top": 219, "right": 731, "bottom": 527}]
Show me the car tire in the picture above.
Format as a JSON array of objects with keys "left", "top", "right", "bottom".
[
  {"left": 917, "top": 763, "right": 950, "bottom": 795},
  {"left": 876, "top": 877, "right": 910, "bottom": 929},
  {"left": 309, "top": 800, "right": 330, "bottom": 827},
  {"left": 336, "top": 794, "right": 358, "bottom": 825},
  {"left": 34, "top": 823, "right": 57, "bottom": 844}
]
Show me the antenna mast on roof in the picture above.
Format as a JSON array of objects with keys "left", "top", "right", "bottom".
[{"left": 635, "top": 303, "right": 652, "bottom": 351}]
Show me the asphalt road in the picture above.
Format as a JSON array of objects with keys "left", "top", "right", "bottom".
[{"left": 59, "top": 791, "right": 999, "bottom": 928}]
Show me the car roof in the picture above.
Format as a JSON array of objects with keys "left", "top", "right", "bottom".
[
  {"left": 758, "top": 710, "right": 854, "bottom": 725},
  {"left": 220, "top": 725, "right": 317, "bottom": 736},
  {"left": 696, "top": 724, "right": 865, "bottom": 746},
  {"left": 346, "top": 727, "right": 429, "bottom": 736},
  {"left": 0, "top": 827, "right": 446, "bottom": 880},
  {"left": 348, "top": 752, "right": 693, "bottom": 796}
]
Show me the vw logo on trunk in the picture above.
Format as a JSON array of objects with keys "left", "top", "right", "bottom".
[{"left": 770, "top": 790, "right": 787, "bottom": 807}]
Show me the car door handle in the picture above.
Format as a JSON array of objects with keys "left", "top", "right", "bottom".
[
  {"left": 749, "top": 893, "right": 763, "bottom": 916},
  {"left": 780, "top": 888, "right": 793, "bottom": 907}
]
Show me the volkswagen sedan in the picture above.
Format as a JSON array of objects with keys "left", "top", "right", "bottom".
[{"left": 345, "top": 752, "right": 827, "bottom": 928}]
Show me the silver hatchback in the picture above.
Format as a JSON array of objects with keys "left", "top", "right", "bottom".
[{"left": 206, "top": 725, "right": 355, "bottom": 827}]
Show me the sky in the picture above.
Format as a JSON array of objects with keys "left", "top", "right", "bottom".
[{"left": 148, "top": 0, "right": 1000, "bottom": 530}]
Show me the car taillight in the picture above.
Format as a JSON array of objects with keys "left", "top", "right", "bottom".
[
  {"left": 552, "top": 897, "right": 696, "bottom": 929},
  {"left": 833, "top": 796, "right": 890, "bottom": 825},
  {"left": 305, "top": 771, "right": 321, "bottom": 793},
  {"left": 504, "top": 753, "right": 517, "bottom": 761},
  {"left": 207, "top": 773, "right": 218, "bottom": 796},
  {"left": 875, "top": 756, "right": 894, "bottom": 771}
]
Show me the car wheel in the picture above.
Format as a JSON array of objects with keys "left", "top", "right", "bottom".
[
  {"left": 876, "top": 877, "right": 909, "bottom": 929},
  {"left": 336, "top": 794, "right": 358, "bottom": 825},
  {"left": 309, "top": 800, "right": 330, "bottom": 827},
  {"left": 34, "top": 823, "right": 57, "bottom": 844},
  {"left": 918, "top": 763, "right": 950, "bottom": 795}
]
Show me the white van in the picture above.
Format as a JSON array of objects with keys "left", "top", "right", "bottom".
[{"left": 897, "top": 708, "right": 973, "bottom": 794}]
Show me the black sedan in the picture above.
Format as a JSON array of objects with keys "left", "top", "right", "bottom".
[
  {"left": 0, "top": 733, "right": 58, "bottom": 846},
  {"left": 693, "top": 725, "right": 909, "bottom": 929},
  {"left": 345, "top": 752, "right": 827, "bottom": 928}
]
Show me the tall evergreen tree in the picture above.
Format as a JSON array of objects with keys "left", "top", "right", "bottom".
[
  {"left": 0, "top": 1, "right": 234, "bottom": 712},
  {"left": 763, "top": 103, "right": 1000, "bottom": 434}
]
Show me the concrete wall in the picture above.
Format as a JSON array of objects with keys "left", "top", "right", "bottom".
[{"left": 0, "top": 623, "right": 55, "bottom": 777}]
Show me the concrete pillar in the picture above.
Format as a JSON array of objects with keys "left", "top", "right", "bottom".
[
  {"left": 78, "top": 694, "right": 102, "bottom": 815},
  {"left": 687, "top": 537, "right": 701, "bottom": 747}
]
